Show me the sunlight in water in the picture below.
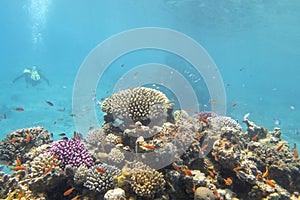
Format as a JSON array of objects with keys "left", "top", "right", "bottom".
[{"left": 28, "top": 0, "right": 52, "bottom": 47}]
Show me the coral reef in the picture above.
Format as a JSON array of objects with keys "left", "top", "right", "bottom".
[
  {"left": 108, "top": 147, "right": 125, "bottom": 164},
  {"left": 74, "top": 165, "right": 89, "bottom": 185},
  {"left": 45, "top": 138, "right": 94, "bottom": 169},
  {"left": 85, "top": 128, "right": 106, "bottom": 146},
  {"left": 101, "top": 87, "right": 173, "bottom": 126},
  {"left": 209, "top": 115, "right": 242, "bottom": 131},
  {"left": 193, "top": 111, "right": 218, "bottom": 119},
  {"left": 0, "top": 127, "right": 52, "bottom": 165},
  {"left": 116, "top": 162, "right": 166, "bottom": 198},
  {"left": 84, "top": 163, "right": 121, "bottom": 193},
  {"left": 0, "top": 87, "right": 300, "bottom": 199}
]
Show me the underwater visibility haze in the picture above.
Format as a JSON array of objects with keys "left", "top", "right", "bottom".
[{"left": 0, "top": 1, "right": 300, "bottom": 199}]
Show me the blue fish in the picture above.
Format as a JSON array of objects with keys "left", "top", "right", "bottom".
[{"left": 0, "top": 165, "right": 4, "bottom": 171}]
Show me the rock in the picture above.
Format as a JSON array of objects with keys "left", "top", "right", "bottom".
[
  {"left": 104, "top": 188, "right": 125, "bottom": 200},
  {"left": 194, "top": 187, "right": 215, "bottom": 200}
]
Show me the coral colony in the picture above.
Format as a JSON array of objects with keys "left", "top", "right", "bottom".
[{"left": 0, "top": 87, "right": 299, "bottom": 199}]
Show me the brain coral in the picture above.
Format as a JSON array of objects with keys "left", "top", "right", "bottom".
[
  {"left": 101, "top": 87, "right": 172, "bottom": 126},
  {"left": 84, "top": 163, "right": 121, "bottom": 193},
  {"left": 45, "top": 139, "right": 94, "bottom": 169}
]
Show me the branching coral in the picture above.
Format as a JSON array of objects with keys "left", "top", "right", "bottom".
[
  {"left": 84, "top": 163, "right": 121, "bottom": 193},
  {"left": 45, "top": 139, "right": 94, "bottom": 169},
  {"left": 128, "top": 162, "right": 166, "bottom": 198},
  {"left": 0, "top": 127, "right": 52, "bottom": 165}
]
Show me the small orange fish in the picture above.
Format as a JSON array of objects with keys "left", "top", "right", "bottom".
[
  {"left": 208, "top": 169, "right": 215, "bottom": 177},
  {"left": 16, "top": 158, "right": 21, "bottom": 166},
  {"left": 262, "top": 166, "right": 268, "bottom": 179},
  {"left": 95, "top": 167, "right": 106, "bottom": 173},
  {"left": 214, "top": 190, "right": 220, "bottom": 199},
  {"left": 214, "top": 155, "right": 218, "bottom": 161},
  {"left": 9, "top": 138, "right": 19, "bottom": 143},
  {"left": 71, "top": 195, "right": 79, "bottom": 200},
  {"left": 129, "top": 124, "right": 136, "bottom": 128},
  {"left": 172, "top": 163, "right": 181, "bottom": 173},
  {"left": 233, "top": 166, "right": 241, "bottom": 171},
  {"left": 63, "top": 187, "right": 75, "bottom": 196},
  {"left": 10, "top": 165, "right": 26, "bottom": 171},
  {"left": 210, "top": 100, "right": 217, "bottom": 105},
  {"left": 44, "top": 166, "right": 52, "bottom": 174},
  {"left": 50, "top": 161, "right": 59, "bottom": 166},
  {"left": 251, "top": 133, "right": 259, "bottom": 141},
  {"left": 17, "top": 190, "right": 25, "bottom": 200},
  {"left": 199, "top": 116, "right": 208, "bottom": 124},
  {"left": 275, "top": 144, "right": 284, "bottom": 151},
  {"left": 292, "top": 149, "right": 299, "bottom": 158},
  {"left": 73, "top": 131, "right": 82, "bottom": 140},
  {"left": 12, "top": 107, "right": 24, "bottom": 111},
  {"left": 186, "top": 118, "right": 193, "bottom": 123},
  {"left": 224, "top": 177, "right": 232, "bottom": 185},
  {"left": 232, "top": 103, "right": 237, "bottom": 107},
  {"left": 182, "top": 169, "right": 193, "bottom": 176},
  {"left": 25, "top": 133, "right": 31, "bottom": 143},
  {"left": 192, "top": 184, "right": 197, "bottom": 193},
  {"left": 52, "top": 154, "right": 59, "bottom": 159},
  {"left": 201, "top": 144, "right": 208, "bottom": 152},
  {"left": 156, "top": 132, "right": 164, "bottom": 137},
  {"left": 136, "top": 128, "right": 144, "bottom": 132},
  {"left": 43, "top": 162, "right": 47, "bottom": 168},
  {"left": 116, "top": 137, "right": 123, "bottom": 144},
  {"left": 142, "top": 144, "right": 155, "bottom": 150},
  {"left": 256, "top": 174, "right": 261, "bottom": 180},
  {"left": 266, "top": 179, "right": 276, "bottom": 188}
]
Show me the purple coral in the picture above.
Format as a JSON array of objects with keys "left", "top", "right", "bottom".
[{"left": 46, "top": 139, "right": 94, "bottom": 169}]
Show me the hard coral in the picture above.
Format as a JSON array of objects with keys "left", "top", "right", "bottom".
[
  {"left": 74, "top": 165, "right": 89, "bottom": 185},
  {"left": 85, "top": 128, "right": 106, "bottom": 146},
  {"left": 101, "top": 87, "right": 172, "bottom": 126},
  {"left": 209, "top": 116, "right": 242, "bottom": 131},
  {"left": 84, "top": 163, "right": 121, "bottom": 193},
  {"left": 46, "top": 139, "right": 94, "bottom": 169},
  {"left": 18, "top": 153, "right": 64, "bottom": 194},
  {"left": 129, "top": 162, "right": 166, "bottom": 198},
  {"left": 0, "top": 127, "right": 52, "bottom": 165}
]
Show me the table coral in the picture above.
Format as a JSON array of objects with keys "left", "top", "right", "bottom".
[{"left": 101, "top": 87, "right": 173, "bottom": 126}]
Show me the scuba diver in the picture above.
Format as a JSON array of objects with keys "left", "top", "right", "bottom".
[{"left": 12, "top": 66, "right": 50, "bottom": 87}]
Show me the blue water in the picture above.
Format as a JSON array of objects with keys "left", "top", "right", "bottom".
[{"left": 1, "top": 1, "right": 299, "bottom": 151}]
